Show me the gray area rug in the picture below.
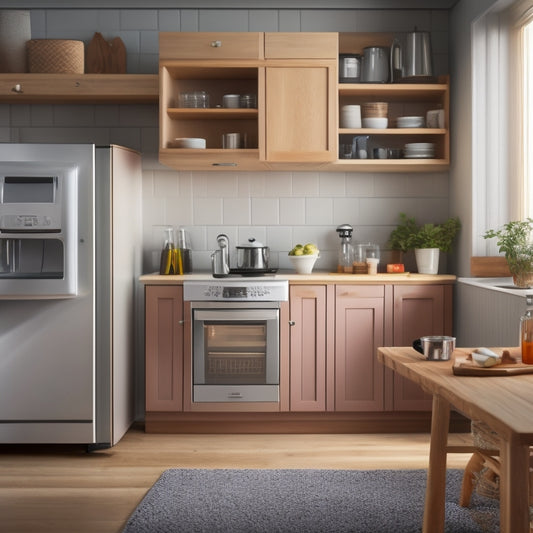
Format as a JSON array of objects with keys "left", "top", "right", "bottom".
[{"left": 122, "top": 468, "right": 499, "bottom": 533}]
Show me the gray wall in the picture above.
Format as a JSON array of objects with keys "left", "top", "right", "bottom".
[{"left": 0, "top": 6, "right": 451, "bottom": 274}]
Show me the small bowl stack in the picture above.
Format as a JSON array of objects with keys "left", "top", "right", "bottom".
[{"left": 361, "top": 102, "right": 388, "bottom": 129}]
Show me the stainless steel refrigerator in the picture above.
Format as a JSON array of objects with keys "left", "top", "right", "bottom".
[{"left": 0, "top": 144, "right": 142, "bottom": 447}]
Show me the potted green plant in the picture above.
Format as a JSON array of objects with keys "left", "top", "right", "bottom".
[
  {"left": 483, "top": 219, "right": 533, "bottom": 288},
  {"left": 388, "top": 213, "right": 461, "bottom": 274}
]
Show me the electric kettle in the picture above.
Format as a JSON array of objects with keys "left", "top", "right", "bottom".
[{"left": 391, "top": 30, "right": 433, "bottom": 82}]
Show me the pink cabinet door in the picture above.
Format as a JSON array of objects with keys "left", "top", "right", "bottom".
[
  {"left": 335, "top": 286, "right": 385, "bottom": 411},
  {"left": 289, "top": 285, "right": 327, "bottom": 411},
  {"left": 392, "top": 284, "right": 452, "bottom": 411},
  {"left": 145, "top": 285, "right": 184, "bottom": 412}
]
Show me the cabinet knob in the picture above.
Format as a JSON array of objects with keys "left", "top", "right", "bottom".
[
  {"left": 289, "top": 320, "right": 296, "bottom": 327},
  {"left": 210, "top": 40, "right": 222, "bottom": 48},
  {"left": 11, "top": 83, "right": 23, "bottom": 94},
  {"left": 178, "top": 319, "right": 185, "bottom": 325}
]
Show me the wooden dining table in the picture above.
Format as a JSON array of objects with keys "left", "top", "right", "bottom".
[{"left": 377, "top": 346, "right": 533, "bottom": 533}]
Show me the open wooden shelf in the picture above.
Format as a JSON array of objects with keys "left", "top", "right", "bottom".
[{"left": 0, "top": 73, "right": 159, "bottom": 104}]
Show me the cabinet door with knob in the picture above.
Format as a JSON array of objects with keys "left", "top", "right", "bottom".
[
  {"left": 391, "top": 284, "right": 451, "bottom": 411},
  {"left": 145, "top": 285, "right": 184, "bottom": 412},
  {"left": 288, "top": 285, "right": 328, "bottom": 411},
  {"left": 335, "top": 285, "right": 385, "bottom": 411}
]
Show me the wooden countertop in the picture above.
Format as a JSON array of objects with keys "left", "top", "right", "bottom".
[{"left": 140, "top": 271, "right": 456, "bottom": 285}]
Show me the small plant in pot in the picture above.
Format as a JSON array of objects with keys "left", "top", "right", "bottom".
[
  {"left": 483, "top": 219, "right": 533, "bottom": 288},
  {"left": 388, "top": 213, "right": 461, "bottom": 274}
]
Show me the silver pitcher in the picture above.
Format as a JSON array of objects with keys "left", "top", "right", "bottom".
[{"left": 391, "top": 30, "right": 433, "bottom": 82}]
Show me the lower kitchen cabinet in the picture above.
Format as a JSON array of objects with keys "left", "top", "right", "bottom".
[
  {"left": 288, "top": 285, "right": 328, "bottom": 411},
  {"left": 289, "top": 284, "right": 385, "bottom": 412},
  {"left": 145, "top": 285, "right": 184, "bottom": 412},
  {"left": 335, "top": 285, "right": 385, "bottom": 411},
  {"left": 143, "top": 280, "right": 455, "bottom": 432},
  {"left": 390, "top": 284, "right": 452, "bottom": 411}
]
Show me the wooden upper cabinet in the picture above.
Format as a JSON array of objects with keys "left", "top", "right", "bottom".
[
  {"left": 264, "top": 32, "right": 338, "bottom": 59},
  {"left": 264, "top": 62, "right": 338, "bottom": 163},
  {"left": 159, "top": 32, "right": 264, "bottom": 60}
]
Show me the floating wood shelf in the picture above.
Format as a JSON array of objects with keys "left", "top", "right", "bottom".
[{"left": 0, "top": 73, "right": 159, "bottom": 104}]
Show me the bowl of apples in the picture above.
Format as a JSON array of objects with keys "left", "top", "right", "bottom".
[{"left": 288, "top": 243, "right": 320, "bottom": 274}]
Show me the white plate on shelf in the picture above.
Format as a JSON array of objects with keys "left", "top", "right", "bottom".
[
  {"left": 403, "top": 153, "right": 436, "bottom": 159},
  {"left": 169, "top": 138, "right": 206, "bottom": 149},
  {"left": 397, "top": 116, "right": 425, "bottom": 128}
]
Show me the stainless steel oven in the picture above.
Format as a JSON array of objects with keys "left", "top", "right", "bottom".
[{"left": 184, "top": 279, "right": 288, "bottom": 403}]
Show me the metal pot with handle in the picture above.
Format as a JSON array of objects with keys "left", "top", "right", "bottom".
[
  {"left": 236, "top": 238, "right": 269, "bottom": 270},
  {"left": 391, "top": 29, "right": 433, "bottom": 82}
]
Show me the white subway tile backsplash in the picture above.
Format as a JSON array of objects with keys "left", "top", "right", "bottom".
[
  {"left": 265, "top": 172, "right": 293, "bottom": 197},
  {"left": 346, "top": 173, "right": 375, "bottom": 197},
  {"left": 223, "top": 198, "right": 251, "bottom": 225},
  {"left": 251, "top": 198, "right": 279, "bottom": 225},
  {"left": 318, "top": 172, "right": 346, "bottom": 196},
  {"left": 153, "top": 170, "right": 180, "bottom": 197},
  {"left": 194, "top": 197, "right": 223, "bottom": 225},
  {"left": 279, "top": 197, "right": 306, "bottom": 225},
  {"left": 267, "top": 226, "right": 294, "bottom": 251},
  {"left": 332, "top": 197, "right": 360, "bottom": 226},
  {"left": 306, "top": 197, "right": 333, "bottom": 225},
  {"left": 374, "top": 174, "right": 409, "bottom": 197},
  {"left": 54, "top": 105, "right": 94, "bottom": 127},
  {"left": 292, "top": 172, "right": 319, "bottom": 196},
  {"left": 29, "top": 10, "right": 46, "bottom": 39},
  {"left": 301, "top": 10, "right": 359, "bottom": 32}
]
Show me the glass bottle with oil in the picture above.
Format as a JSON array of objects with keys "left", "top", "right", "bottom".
[
  {"left": 159, "top": 227, "right": 178, "bottom": 275},
  {"left": 520, "top": 295, "right": 533, "bottom": 364}
]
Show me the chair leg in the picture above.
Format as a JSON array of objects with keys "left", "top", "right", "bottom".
[{"left": 460, "top": 451, "right": 485, "bottom": 507}]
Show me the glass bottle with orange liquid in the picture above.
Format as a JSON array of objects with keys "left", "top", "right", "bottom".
[{"left": 520, "top": 296, "right": 533, "bottom": 364}]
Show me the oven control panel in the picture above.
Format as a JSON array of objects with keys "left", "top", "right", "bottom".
[{"left": 184, "top": 279, "right": 288, "bottom": 302}]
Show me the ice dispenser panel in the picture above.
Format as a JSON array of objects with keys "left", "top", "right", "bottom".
[{"left": 0, "top": 165, "right": 78, "bottom": 298}]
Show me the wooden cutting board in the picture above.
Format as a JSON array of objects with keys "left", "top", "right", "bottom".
[
  {"left": 86, "top": 32, "right": 126, "bottom": 73},
  {"left": 452, "top": 347, "right": 533, "bottom": 376}
]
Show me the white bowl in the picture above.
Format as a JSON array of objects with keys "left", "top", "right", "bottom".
[
  {"left": 289, "top": 254, "right": 319, "bottom": 274},
  {"left": 362, "top": 117, "right": 388, "bottom": 129},
  {"left": 171, "top": 137, "right": 206, "bottom": 149}
]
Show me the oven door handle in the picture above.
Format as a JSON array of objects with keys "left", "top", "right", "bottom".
[{"left": 193, "top": 309, "right": 279, "bottom": 321}]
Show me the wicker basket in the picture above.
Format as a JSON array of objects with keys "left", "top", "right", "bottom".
[
  {"left": 27, "top": 39, "right": 84, "bottom": 74},
  {"left": 361, "top": 102, "right": 388, "bottom": 118}
]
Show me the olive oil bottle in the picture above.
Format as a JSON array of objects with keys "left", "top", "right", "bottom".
[
  {"left": 520, "top": 295, "right": 533, "bottom": 364},
  {"left": 159, "top": 227, "right": 177, "bottom": 275}
]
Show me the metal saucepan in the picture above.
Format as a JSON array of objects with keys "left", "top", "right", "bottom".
[
  {"left": 236, "top": 238, "right": 269, "bottom": 270},
  {"left": 413, "top": 336, "right": 456, "bottom": 361}
]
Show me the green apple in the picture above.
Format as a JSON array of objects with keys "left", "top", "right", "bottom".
[
  {"left": 288, "top": 244, "right": 304, "bottom": 255},
  {"left": 303, "top": 243, "right": 319, "bottom": 255}
]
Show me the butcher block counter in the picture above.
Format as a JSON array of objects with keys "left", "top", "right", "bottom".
[
  {"left": 140, "top": 271, "right": 456, "bottom": 285},
  {"left": 141, "top": 272, "right": 462, "bottom": 434}
]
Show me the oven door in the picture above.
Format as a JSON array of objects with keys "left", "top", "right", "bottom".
[{"left": 191, "top": 303, "right": 279, "bottom": 402}]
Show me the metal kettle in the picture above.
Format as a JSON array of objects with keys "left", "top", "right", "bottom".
[{"left": 391, "top": 30, "right": 433, "bottom": 82}]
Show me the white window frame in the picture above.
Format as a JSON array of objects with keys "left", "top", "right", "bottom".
[{"left": 471, "top": 0, "right": 530, "bottom": 256}]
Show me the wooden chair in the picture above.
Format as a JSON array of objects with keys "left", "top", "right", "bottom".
[{"left": 460, "top": 420, "right": 533, "bottom": 532}]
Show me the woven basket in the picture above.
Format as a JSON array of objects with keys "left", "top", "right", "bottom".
[
  {"left": 362, "top": 102, "right": 388, "bottom": 118},
  {"left": 27, "top": 39, "right": 84, "bottom": 74}
]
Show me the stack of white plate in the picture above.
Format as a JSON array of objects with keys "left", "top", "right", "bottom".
[
  {"left": 403, "top": 142, "right": 435, "bottom": 159},
  {"left": 397, "top": 116, "right": 425, "bottom": 128},
  {"left": 169, "top": 137, "right": 207, "bottom": 149}
]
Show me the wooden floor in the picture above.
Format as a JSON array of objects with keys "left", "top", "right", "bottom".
[{"left": 0, "top": 425, "right": 473, "bottom": 533}]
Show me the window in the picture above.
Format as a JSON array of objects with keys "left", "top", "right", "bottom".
[{"left": 472, "top": 0, "right": 533, "bottom": 256}]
